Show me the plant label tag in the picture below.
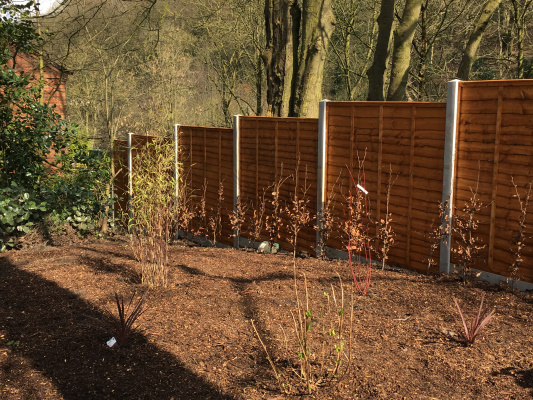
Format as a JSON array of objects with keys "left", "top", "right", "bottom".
[
  {"left": 107, "top": 337, "right": 117, "bottom": 347},
  {"left": 356, "top": 184, "right": 368, "bottom": 195}
]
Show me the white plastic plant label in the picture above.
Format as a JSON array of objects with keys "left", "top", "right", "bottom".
[
  {"left": 356, "top": 184, "right": 368, "bottom": 195},
  {"left": 107, "top": 337, "right": 117, "bottom": 347}
]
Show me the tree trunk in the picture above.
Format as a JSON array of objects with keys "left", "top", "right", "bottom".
[
  {"left": 264, "top": 0, "right": 293, "bottom": 117},
  {"left": 291, "top": 0, "right": 335, "bottom": 117},
  {"left": 386, "top": 0, "right": 423, "bottom": 101},
  {"left": 367, "top": 0, "right": 396, "bottom": 101},
  {"left": 511, "top": 0, "right": 533, "bottom": 79},
  {"left": 457, "top": 0, "right": 503, "bottom": 81},
  {"left": 265, "top": 0, "right": 335, "bottom": 118}
]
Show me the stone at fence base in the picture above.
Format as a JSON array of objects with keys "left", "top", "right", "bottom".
[{"left": 258, "top": 241, "right": 279, "bottom": 254}]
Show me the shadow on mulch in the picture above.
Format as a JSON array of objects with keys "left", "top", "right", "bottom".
[
  {"left": 494, "top": 367, "right": 533, "bottom": 395},
  {"left": 0, "top": 257, "right": 234, "bottom": 400},
  {"left": 77, "top": 245, "right": 138, "bottom": 263},
  {"left": 80, "top": 255, "right": 141, "bottom": 284}
]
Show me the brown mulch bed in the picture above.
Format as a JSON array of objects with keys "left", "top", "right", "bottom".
[{"left": 1, "top": 235, "right": 532, "bottom": 399}]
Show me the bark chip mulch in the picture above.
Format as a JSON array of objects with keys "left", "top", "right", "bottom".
[{"left": 0, "top": 236, "right": 532, "bottom": 399}]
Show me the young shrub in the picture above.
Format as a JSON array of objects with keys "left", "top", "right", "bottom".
[
  {"left": 229, "top": 194, "right": 248, "bottom": 248},
  {"left": 315, "top": 176, "right": 340, "bottom": 259},
  {"left": 509, "top": 177, "right": 532, "bottom": 286},
  {"left": 252, "top": 274, "right": 353, "bottom": 395},
  {"left": 248, "top": 188, "right": 267, "bottom": 248},
  {"left": 453, "top": 294, "right": 495, "bottom": 344},
  {"left": 375, "top": 165, "right": 396, "bottom": 270},
  {"left": 129, "top": 137, "right": 178, "bottom": 288},
  {"left": 112, "top": 291, "right": 147, "bottom": 347},
  {"left": 344, "top": 161, "right": 372, "bottom": 296},
  {"left": 177, "top": 180, "right": 195, "bottom": 237},
  {"left": 452, "top": 183, "right": 485, "bottom": 283},
  {"left": 286, "top": 162, "right": 311, "bottom": 258},
  {"left": 208, "top": 180, "right": 224, "bottom": 246},
  {"left": 427, "top": 198, "right": 450, "bottom": 275},
  {"left": 192, "top": 180, "right": 208, "bottom": 240},
  {"left": 266, "top": 167, "right": 290, "bottom": 250}
]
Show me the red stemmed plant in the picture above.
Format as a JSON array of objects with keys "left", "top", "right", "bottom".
[
  {"left": 113, "top": 291, "right": 147, "bottom": 346},
  {"left": 453, "top": 294, "right": 495, "bottom": 344}
]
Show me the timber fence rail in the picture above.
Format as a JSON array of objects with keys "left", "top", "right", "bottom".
[{"left": 114, "top": 79, "right": 533, "bottom": 287}]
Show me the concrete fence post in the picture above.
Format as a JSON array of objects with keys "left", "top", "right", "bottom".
[
  {"left": 173, "top": 124, "right": 180, "bottom": 237},
  {"left": 233, "top": 115, "right": 241, "bottom": 248},
  {"left": 127, "top": 132, "right": 134, "bottom": 232},
  {"left": 173, "top": 124, "right": 180, "bottom": 204},
  {"left": 316, "top": 100, "right": 328, "bottom": 256},
  {"left": 440, "top": 79, "right": 460, "bottom": 274}
]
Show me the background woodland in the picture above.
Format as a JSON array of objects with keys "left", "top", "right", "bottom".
[{"left": 35, "top": 0, "right": 533, "bottom": 150}]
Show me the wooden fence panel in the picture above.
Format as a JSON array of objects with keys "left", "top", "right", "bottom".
[
  {"left": 179, "top": 126, "right": 234, "bottom": 246},
  {"left": 238, "top": 116, "right": 318, "bottom": 254},
  {"left": 454, "top": 80, "right": 533, "bottom": 283},
  {"left": 325, "top": 102, "right": 446, "bottom": 274}
]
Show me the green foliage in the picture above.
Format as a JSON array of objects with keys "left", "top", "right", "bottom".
[
  {"left": 0, "top": 182, "right": 47, "bottom": 252},
  {"left": 1, "top": 1, "right": 68, "bottom": 189},
  {"left": 41, "top": 136, "right": 111, "bottom": 234},
  {"left": 0, "top": 0, "right": 41, "bottom": 55},
  {"left": 0, "top": 1, "right": 112, "bottom": 247}
]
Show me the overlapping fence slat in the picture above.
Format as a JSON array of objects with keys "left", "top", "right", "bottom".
[
  {"left": 454, "top": 80, "right": 533, "bottom": 282},
  {"left": 179, "top": 125, "right": 234, "bottom": 246},
  {"left": 238, "top": 116, "right": 319, "bottom": 254},
  {"left": 324, "top": 101, "right": 447, "bottom": 274}
]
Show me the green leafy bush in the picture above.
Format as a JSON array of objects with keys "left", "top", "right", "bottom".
[
  {"left": 41, "top": 137, "right": 111, "bottom": 234},
  {"left": 0, "top": 1, "right": 112, "bottom": 243},
  {"left": 0, "top": 183, "right": 47, "bottom": 251}
]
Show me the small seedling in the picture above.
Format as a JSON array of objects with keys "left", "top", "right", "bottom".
[{"left": 453, "top": 294, "right": 495, "bottom": 344}]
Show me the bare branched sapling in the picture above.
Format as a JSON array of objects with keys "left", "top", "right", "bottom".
[
  {"left": 286, "top": 162, "right": 311, "bottom": 258},
  {"left": 452, "top": 181, "right": 485, "bottom": 283},
  {"left": 345, "top": 160, "right": 372, "bottom": 296},
  {"left": 229, "top": 195, "right": 248, "bottom": 249},
  {"left": 509, "top": 177, "right": 532, "bottom": 285},
  {"left": 252, "top": 275, "right": 353, "bottom": 395},
  {"left": 376, "top": 165, "right": 396, "bottom": 270},
  {"left": 266, "top": 166, "right": 290, "bottom": 250},
  {"left": 208, "top": 180, "right": 224, "bottom": 245},
  {"left": 316, "top": 176, "right": 340, "bottom": 259},
  {"left": 248, "top": 188, "right": 267, "bottom": 248},
  {"left": 193, "top": 179, "right": 208, "bottom": 239},
  {"left": 427, "top": 198, "right": 450, "bottom": 275}
]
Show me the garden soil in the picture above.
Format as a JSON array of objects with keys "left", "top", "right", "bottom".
[{"left": 1, "top": 234, "right": 532, "bottom": 399}]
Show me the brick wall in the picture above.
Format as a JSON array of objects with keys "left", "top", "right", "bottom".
[{"left": 7, "top": 52, "right": 68, "bottom": 119}]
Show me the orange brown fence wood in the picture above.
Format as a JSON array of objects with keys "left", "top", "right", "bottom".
[
  {"left": 239, "top": 116, "right": 319, "bottom": 255},
  {"left": 324, "top": 101, "right": 446, "bottom": 274},
  {"left": 453, "top": 80, "right": 533, "bottom": 283},
  {"left": 179, "top": 126, "right": 234, "bottom": 246}
]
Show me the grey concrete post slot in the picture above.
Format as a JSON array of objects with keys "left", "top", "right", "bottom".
[
  {"left": 440, "top": 80, "right": 460, "bottom": 274},
  {"left": 127, "top": 132, "right": 134, "bottom": 230},
  {"left": 173, "top": 124, "right": 180, "bottom": 205},
  {"left": 316, "top": 100, "right": 328, "bottom": 256},
  {"left": 233, "top": 115, "right": 241, "bottom": 248}
]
